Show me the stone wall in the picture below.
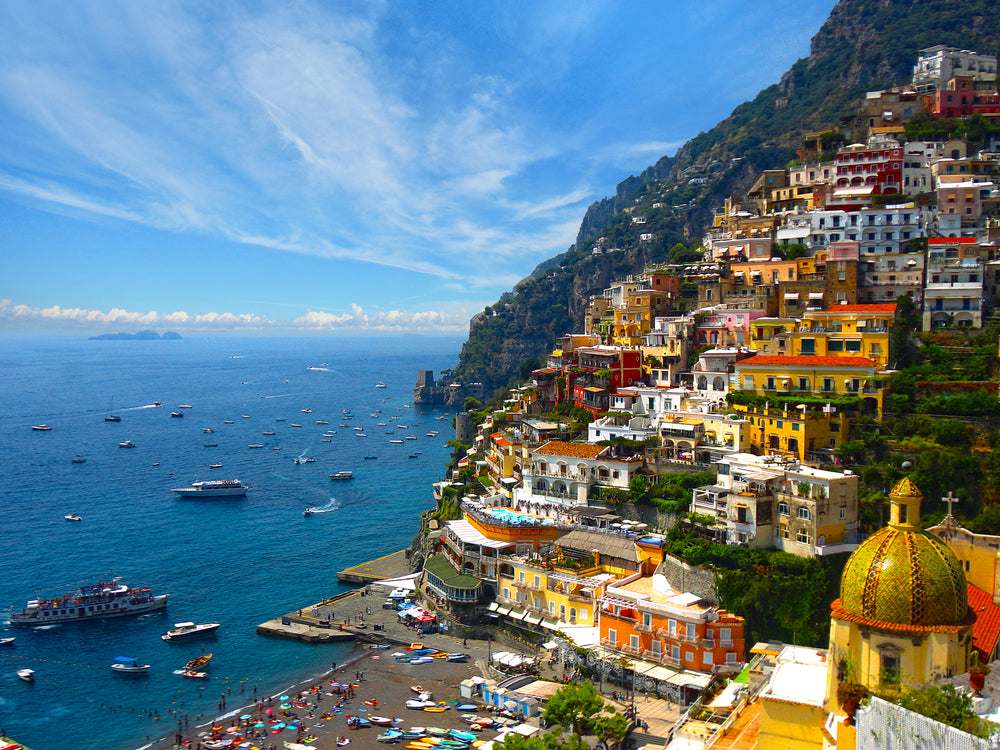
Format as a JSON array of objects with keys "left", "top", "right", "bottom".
[{"left": 657, "top": 553, "right": 719, "bottom": 606}]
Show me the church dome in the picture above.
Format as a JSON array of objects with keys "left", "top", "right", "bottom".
[{"left": 839, "top": 478, "right": 968, "bottom": 627}]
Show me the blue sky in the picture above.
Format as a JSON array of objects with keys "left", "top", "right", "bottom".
[{"left": 0, "top": 0, "right": 835, "bottom": 335}]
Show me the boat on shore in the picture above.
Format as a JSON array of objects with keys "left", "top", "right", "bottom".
[
  {"left": 172, "top": 479, "right": 249, "bottom": 498},
  {"left": 111, "top": 656, "right": 150, "bottom": 674},
  {"left": 161, "top": 621, "right": 221, "bottom": 641},
  {"left": 329, "top": 471, "right": 354, "bottom": 480},
  {"left": 9, "top": 576, "right": 168, "bottom": 626},
  {"left": 17, "top": 668, "right": 35, "bottom": 682}
]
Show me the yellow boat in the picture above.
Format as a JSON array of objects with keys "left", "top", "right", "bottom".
[
  {"left": 422, "top": 706, "right": 446, "bottom": 713},
  {"left": 406, "top": 744, "right": 428, "bottom": 750},
  {"left": 473, "top": 743, "right": 485, "bottom": 748}
]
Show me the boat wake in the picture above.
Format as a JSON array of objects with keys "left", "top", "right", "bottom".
[
  {"left": 260, "top": 393, "right": 293, "bottom": 399},
  {"left": 305, "top": 497, "right": 340, "bottom": 515}
]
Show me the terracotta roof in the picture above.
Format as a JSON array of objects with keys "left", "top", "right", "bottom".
[
  {"left": 534, "top": 441, "right": 606, "bottom": 459},
  {"left": 968, "top": 583, "right": 1000, "bottom": 660},
  {"left": 737, "top": 355, "right": 877, "bottom": 368},
  {"left": 830, "top": 304, "right": 898, "bottom": 313}
]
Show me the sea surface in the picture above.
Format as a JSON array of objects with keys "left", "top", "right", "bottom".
[{"left": 0, "top": 335, "right": 461, "bottom": 750}]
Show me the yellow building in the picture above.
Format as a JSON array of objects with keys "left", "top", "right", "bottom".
[
  {"left": 929, "top": 515, "right": 1000, "bottom": 605},
  {"left": 733, "top": 354, "right": 887, "bottom": 417},
  {"left": 758, "top": 647, "right": 830, "bottom": 750},
  {"left": 826, "top": 478, "right": 974, "bottom": 706},
  {"left": 731, "top": 403, "right": 848, "bottom": 462}
]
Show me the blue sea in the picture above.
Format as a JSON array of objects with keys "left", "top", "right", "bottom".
[{"left": 0, "top": 335, "right": 460, "bottom": 750}]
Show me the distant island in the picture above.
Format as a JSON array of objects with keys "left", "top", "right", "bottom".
[{"left": 89, "top": 330, "right": 182, "bottom": 341}]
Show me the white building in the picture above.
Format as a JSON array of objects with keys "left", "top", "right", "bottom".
[{"left": 912, "top": 45, "right": 997, "bottom": 93}]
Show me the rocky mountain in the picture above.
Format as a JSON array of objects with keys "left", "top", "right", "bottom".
[{"left": 448, "top": 0, "right": 1000, "bottom": 396}]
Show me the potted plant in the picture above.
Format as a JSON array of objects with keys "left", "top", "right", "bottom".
[
  {"left": 836, "top": 680, "right": 869, "bottom": 725},
  {"left": 969, "top": 656, "right": 990, "bottom": 697}
]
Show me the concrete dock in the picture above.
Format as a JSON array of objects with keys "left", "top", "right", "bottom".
[
  {"left": 336, "top": 548, "right": 411, "bottom": 583},
  {"left": 257, "top": 548, "right": 415, "bottom": 643}
]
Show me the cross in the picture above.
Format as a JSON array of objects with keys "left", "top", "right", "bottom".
[{"left": 942, "top": 491, "right": 959, "bottom": 518}]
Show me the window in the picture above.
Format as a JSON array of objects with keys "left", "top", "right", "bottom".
[
  {"left": 777, "top": 501, "right": 790, "bottom": 516},
  {"left": 726, "top": 653, "right": 738, "bottom": 664},
  {"left": 607, "top": 629, "right": 617, "bottom": 645},
  {"left": 801, "top": 339, "right": 816, "bottom": 355},
  {"left": 533, "top": 575, "right": 540, "bottom": 588},
  {"left": 668, "top": 619, "right": 677, "bottom": 636},
  {"left": 651, "top": 640, "right": 661, "bottom": 655},
  {"left": 720, "top": 628, "right": 732, "bottom": 646},
  {"left": 797, "top": 528, "right": 812, "bottom": 544},
  {"left": 822, "top": 378, "right": 834, "bottom": 392},
  {"left": 742, "top": 376, "right": 754, "bottom": 390},
  {"left": 779, "top": 523, "right": 789, "bottom": 539},
  {"left": 630, "top": 634, "right": 640, "bottom": 652},
  {"left": 798, "top": 506, "right": 812, "bottom": 520},
  {"left": 840, "top": 506, "right": 847, "bottom": 520},
  {"left": 643, "top": 613, "right": 652, "bottom": 628}
]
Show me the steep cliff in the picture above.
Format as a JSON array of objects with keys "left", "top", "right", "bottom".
[{"left": 450, "top": 0, "right": 1000, "bottom": 394}]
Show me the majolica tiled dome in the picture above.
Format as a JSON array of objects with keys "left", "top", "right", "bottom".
[{"left": 839, "top": 478, "right": 967, "bottom": 627}]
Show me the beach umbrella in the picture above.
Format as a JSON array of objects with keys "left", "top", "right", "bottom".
[
  {"left": 281, "top": 694, "right": 290, "bottom": 700},
  {"left": 265, "top": 709, "right": 274, "bottom": 715},
  {"left": 240, "top": 714, "right": 252, "bottom": 719}
]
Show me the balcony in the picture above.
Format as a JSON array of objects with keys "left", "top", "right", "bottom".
[{"left": 635, "top": 622, "right": 656, "bottom": 634}]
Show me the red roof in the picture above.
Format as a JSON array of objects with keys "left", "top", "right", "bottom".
[
  {"left": 737, "top": 355, "right": 877, "bottom": 368},
  {"left": 968, "top": 583, "right": 1000, "bottom": 660},
  {"left": 828, "top": 304, "right": 897, "bottom": 314}
]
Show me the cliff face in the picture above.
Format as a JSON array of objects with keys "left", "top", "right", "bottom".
[{"left": 449, "top": 0, "right": 1000, "bottom": 394}]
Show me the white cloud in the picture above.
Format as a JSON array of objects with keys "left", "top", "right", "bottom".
[{"left": 0, "top": 299, "right": 468, "bottom": 333}]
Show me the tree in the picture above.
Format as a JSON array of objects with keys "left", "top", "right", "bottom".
[
  {"left": 464, "top": 397, "right": 483, "bottom": 412},
  {"left": 893, "top": 684, "right": 995, "bottom": 739},
  {"left": 593, "top": 713, "right": 629, "bottom": 749},
  {"left": 543, "top": 682, "right": 604, "bottom": 737}
]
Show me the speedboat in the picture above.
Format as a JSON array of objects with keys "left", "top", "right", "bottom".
[
  {"left": 31, "top": 425, "right": 52, "bottom": 431},
  {"left": 0, "top": 637, "right": 15, "bottom": 646},
  {"left": 181, "top": 670, "right": 207, "bottom": 678},
  {"left": 71, "top": 455, "right": 86, "bottom": 463},
  {"left": 65, "top": 514, "right": 82, "bottom": 522},
  {"left": 170, "top": 411, "right": 183, "bottom": 418},
  {"left": 161, "top": 621, "right": 221, "bottom": 641},
  {"left": 111, "top": 656, "right": 150, "bottom": 674},
  {"left": 376, "top": 382, "right": 387, "bottom": 388},
  {"left": 329, "top": 471, "right": 354, "bottom": 480},
  {"left": 119, "top": 440, "right": 136, "bottom": 448},
  {"left": 183, "top": 653, "right": 212, "bottom": 671},
  {"left": 17, "top": 668, "right": 35, "bottom": 682}
]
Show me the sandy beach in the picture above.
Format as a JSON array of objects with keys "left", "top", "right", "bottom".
[{"left": 153, "top": 587, "right": 519, "bottom": 750}]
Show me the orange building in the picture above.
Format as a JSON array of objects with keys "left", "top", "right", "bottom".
[{"left": 599, "top": 568, "right": 747, "bottom": 675}]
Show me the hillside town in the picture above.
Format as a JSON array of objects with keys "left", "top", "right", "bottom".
[{"left": 409, "top": 46, "right": 1000, "bottom": 749}]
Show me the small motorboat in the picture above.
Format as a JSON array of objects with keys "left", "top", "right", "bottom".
[
  {"left": 183, "top": 653, "right": 212, "bottom": 671},
  {"left": 71, "top": 455, "right": 86, "bottom": 464},
  {"left": 119, "top": 440, "right": 136, "bottom": 448},
  {"left": 17, "top": 668, "right": 35, "bottom": 682},
  {"left": 181, "top": 670, "right": 208, "bottom": 679},
  {"left": 161, "top": 621, "right": 221, "bottom": 641},
  {"left": 111, "top": 656, "right": 150, "bottom": 674},
  {"left": 369, "top": 716, "right": 394, "bottom": 725},
  {"left": 65, "top": 514, "right": 82, "bottom": 522},
  {"left": 209, "top": 463, "right": 223, "bottom": 469},
  {"left": 330, "top": 471, "right": 354, "bottom": 480},
  {"left": 0, "top": 637, "right": 15, "bottom": 646},
  {"left": 170, "top": 411, "right": 184, "bottom": 418},
  {"left": 31, "top": 424, "right": 52, "bottom": 431}
]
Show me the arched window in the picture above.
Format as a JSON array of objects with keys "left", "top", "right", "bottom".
[
  {"left": 777, "top": 501, "right": 790, "bottom": 516},
  {"left": 797, "top": 506, "right": 812, "bottom": 521}
]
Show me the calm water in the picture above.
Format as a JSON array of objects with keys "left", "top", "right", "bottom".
[{"left": 0, "top": 335, "right": 459, "bottom": 750}]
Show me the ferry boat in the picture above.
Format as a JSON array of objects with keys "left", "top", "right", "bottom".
[
  {"left": 9, "top": 577, "right": 168, "bottom": 626},
  {"left": 172, "top": 479, "right": 249, "bottom": 498},
  {"left": 161, "top": 621, "right": 221, "bottom": 641}
]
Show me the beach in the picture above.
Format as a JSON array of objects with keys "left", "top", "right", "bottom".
[{"left": 152, "top": 587, "right": 513, "bottom": 750}]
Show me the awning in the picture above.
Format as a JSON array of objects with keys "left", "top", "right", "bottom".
[
  {"left": 496, "top": 606, "right": 511, "bottom": 616},
  {"left": 808, "top": 292, "right": 824, "bottom": 299},
  {"left": 509, "top": 609, "right": 528, "bottom": 621},
  {"left": 487, "top": 602, "right": 500, "bottom": 612},
  {"left": 542, "top": 640, "right": 559, "bottom": 650},
  {"left": 524, "top": 614, "right": 543, "bottom": 625},
  {"left": 783, "top": 293, "right": 799, "bottom": 300},
  {"left": 539, "top": 620, "right": 560, "bottom": 630}
]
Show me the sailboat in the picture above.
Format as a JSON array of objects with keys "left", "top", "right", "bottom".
[{"left": 104, "top": 397, "right": 122, "bottom": 422}]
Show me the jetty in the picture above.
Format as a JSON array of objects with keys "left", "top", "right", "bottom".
[
  {"left": 257, "top": 548, "right": 415, "bottom": 643},
  {"left": 336, "top": 548, "right": 411, "bottom": 583}
]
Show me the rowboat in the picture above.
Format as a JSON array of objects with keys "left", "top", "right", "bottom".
[{"left": 423, "top": 706, "right": 446, "bottom": 713}]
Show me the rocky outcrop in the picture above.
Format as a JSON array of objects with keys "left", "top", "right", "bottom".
[{"left": 413, "top": 370, "right": 486, "bottom": 406}]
